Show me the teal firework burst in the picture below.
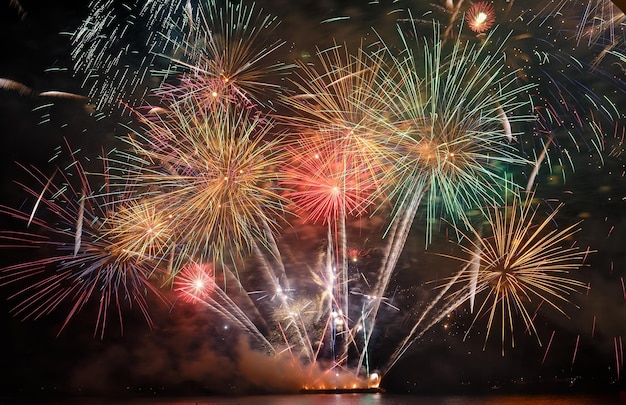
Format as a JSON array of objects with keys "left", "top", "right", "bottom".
[{"left": 369, "top": 21, "right": 536, "bottom": 244}]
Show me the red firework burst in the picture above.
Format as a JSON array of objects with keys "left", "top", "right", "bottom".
[
  {"left": 466, "top": 2, "right": 496, "bottom": 34},
  {"left": 282, "top": 132, "right": 378, "bottom": 224},
  {"left": 174, "top": 262, "right": 215, "bottom": 303}
]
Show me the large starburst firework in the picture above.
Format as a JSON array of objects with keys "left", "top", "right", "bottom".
[
  {"left": 369, "top": 22, "right": 535, "bottom": 244},
  {"left": 117, "top": 101, "right": 290, "bottom": 270},
  {"left": 442, "top": 191, "right": 590, "bottom": 353}
]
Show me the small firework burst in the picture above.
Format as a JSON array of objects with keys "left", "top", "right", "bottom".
[
  {"left": 174, "top": 262, "right": 215, "bottom": 303},
  {"left": 156, "top": 0, "right": 288, "bottom": 110},
  {"left": 466, "top": 2, "right": 496, "bottom": 34},
  {"left": 103, "top": 199, "right": 175, "bottom": 263}
]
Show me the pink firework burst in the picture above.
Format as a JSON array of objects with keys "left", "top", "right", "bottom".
[
  {"left": 466, "top": 2, "right": 496, "bottom": 34},
  {"left": 174, "top": 262, "right": 216, "bottom": 303}
]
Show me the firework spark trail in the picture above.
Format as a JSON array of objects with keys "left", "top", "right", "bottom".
[
  {"left": 74, "top": 192, "right": 85, "bottom": 257},
  {"left": 384, "top": 260, "right": 472, "bottom": 373},
  {"left": 616, "top": 337, "right": 624, "bottom": 380},
  {"left": 356, "top": 183, "right": 425, "bottom": 375},
  {"left": 542, "top": 330, "right": 556, "bottom": 365},
  {"left": 200, "top": 284, "right": 276, "bottom": 355},
  {"left": 523, "top": 300, "right": 545, "bottom": 336},
  {"left": 26, "top": 168, "right": 57, "bottom": 228},
  {"left": 260, "top": 218, "right": 289, "bottom": 284},
  {"left": 619, "top": 336, "right": 624, "bottom": 376},
  {"left": 526, "top": 133, "right": 554, "bottom": 192},
  {"left": 249, "top": 238, "right": 315, "bottom": 361},
  {"left": 571, "top": 334, "right": 580, "bottom": 371},
  {"left": 174, "top": 261, "right": 278, "bottom": 354},
  {"left": 532, "top": 0, "right": 625, "bottom": 66},
  {"left": 592, "top": 315, "right": 597, "bottom": 338},
  {"left": 497, "top": 104, "right": 513, "bottom": 143}
]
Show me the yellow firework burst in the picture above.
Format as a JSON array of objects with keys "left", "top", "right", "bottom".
[
  {"left": 102, "top": 198, "right": 175, "bottom": 264},
  {"left": 122, "top": 102, "right": 290, "bottom": 269},
  {"left": 441, "top": 191, "right": 591, "bottom": 354}
]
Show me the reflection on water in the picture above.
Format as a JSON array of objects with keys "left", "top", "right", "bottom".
[{"left": 13, "top": 393, "right": 623, "bottom": 405}]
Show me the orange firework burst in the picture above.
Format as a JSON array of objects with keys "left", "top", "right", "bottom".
[
  {"left": 466, "top": 2, "right": 496, "bottom": 34},
  {"left": 103, "top": 199, "right": 175, "bottom": 263}
]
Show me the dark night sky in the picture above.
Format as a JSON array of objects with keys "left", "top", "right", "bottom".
[{"left": 1, "top": 0, "right": 626, "bottom": 399}]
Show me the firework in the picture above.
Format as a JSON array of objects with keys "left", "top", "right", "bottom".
[
  {"left": 440, "top": 191, "right": 590, "bottom": 354},
  {"left": 154, "top": 0, "right": 288, "bottom": 110},
  {"left": 281, "top": 42, "right": 398, "bottom": 207},
  {"left": 278, "top": 42, "right": 404, "bottom": 370},
  {"left": 341, "top": 19, "right": 538, "bottom": 375},
  {"left": 465, "top": 2, "right": 496, "bottom": 34},
  {"left": 116, "top": 101, "right": 290, "bottom": 271},
  {"left": 69, "top": 0, "right": 180, "bottom": 110},
  {"left": 0, "top": 149, "right": 167, "bottom": 338},
  {"left": 531, "top": 0, "right": 626, "bottom": 66},
  {"left": 174, "top": 262, "right": 215, "bottom": 303},
  {"left": 282, "top": 133, "right": 379, "bottom": 224},
  {"left": 366, "top": 21, "right": 534, "bottom": 245},
  {"left": 4, "top": 0, "right": 622, "bottom": 392},
  {"left": 412, "top": 1, "right": 623, "bottom": 183},
  {"left": 281, "top": 132, "right": 378, "bottom": 369},
  {"left": 102, "top": 198, "right": 176, "bottom": 263},
  {"left": 70, "top": 0, "right": 287, "bottom": 112}
]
